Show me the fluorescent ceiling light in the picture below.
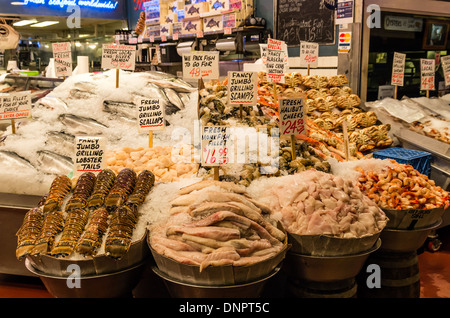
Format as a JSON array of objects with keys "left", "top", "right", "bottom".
[
  {"left": 79, "top": 34, "right": 90, "bottom": 38},
  {"left": 10, "top": 1, "right": 27, "bottom": 5},
  {"left": 13, "top": 19, "right": 38, "bottom": 26},
  {"left": 30, "top": 21, "right": 59, "bottom": 28}
]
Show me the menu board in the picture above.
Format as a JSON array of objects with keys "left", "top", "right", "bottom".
[
  {"left": 275, "top": 0, "right": 335, "bottom": 46},
  {"left": 52, "top": 42, "right": 72, "bottom": 77},
  {"left": 0, "top": 91, "right": 31, "bottom": 120},
  {"left": 391, "top": 52, "right": 406, "bottom": 86},
  {"left": 101, "top": 44, "right": 136, "bottom": 71},
  {"left": 420, "top": 58, "right": 435, "bottom": 91}
]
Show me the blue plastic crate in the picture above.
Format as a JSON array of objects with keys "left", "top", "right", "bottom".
[{"left": 373, "top": 147, "right": 432, "bottom": 176}]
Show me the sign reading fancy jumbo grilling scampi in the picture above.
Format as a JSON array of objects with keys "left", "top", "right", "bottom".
[{"left": 227, "top": 71, "right": 257, "bottom": 106}]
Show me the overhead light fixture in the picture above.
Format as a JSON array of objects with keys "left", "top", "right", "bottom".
[
  {"left": 30, "top": 21, "right": 59, "bottom": 28},
  {"left": 13, "top": 19, "right": 38, "bottom": 26},
  {"left": 10, "top": 1, "right": 27, "bottom": 5}
]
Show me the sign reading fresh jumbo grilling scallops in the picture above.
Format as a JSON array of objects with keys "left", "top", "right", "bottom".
[
  {"left": 0, "top": 91, "right": 31, "bottom": 120},
  {"left": 279, "top": 98, "right": 306, "bottom": 136},
  {"left": 101, "top": 44, "right": 136, "bottom": 70},
  {"left": 75, "top": 136, "right": 106, "bottom": 173},
  {"left": 136, "top": 97, "right": 165, "bottom": 132},
  {"left": 227, "top": 71, "right": 257, "bottom": 106}
]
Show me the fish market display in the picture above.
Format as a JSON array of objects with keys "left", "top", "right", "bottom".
[
  {"left": 0, "top": 70, "right": 198, "bottom": 196},
  {"left": 149, "top": 180, "right": 286, "bottom": 271},
  {"left": 16, "top": 169, "right": 154, "bottom": 260},
  {"left": 350, "top": 159, "right": 449, "bottom": 210},
  {"left": 105, "top": 145, "right": 199, "bottom": 183},
  {"left": 247, "top": 170, "right": 388, "bottom": 238}
]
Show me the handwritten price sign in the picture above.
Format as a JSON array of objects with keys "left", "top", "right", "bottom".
[
  {"left": 391, "top": 52, "right": 406, "bottom": 86},
  {"left": 266, "top": 38, "right": 287, "bottom": 83},
  {"left": 201, "top": 126, "right": 231, "bottom": 166},
  {"left": 101, "top": 44, "right": 136, "bottom": 71},
  {"left": 52, "top": 42, "right": 72, "bottom": 77},
  {"left": 300, "top": 41, "right": 319, "bottom": 68},
  {"left": 279, "top": 98, "right": 306, "bottom": 136},
  {"left": 227, "top": 71, "right": 257, "bottom": 106},
  {"left": 183, "top": 51, "right": 219, "bottom": 80},
  {"left": 420, "top": 58, "right": 435, "bottom": 91},
  {"left": 442, "top": 55, "right": 450, "bottom": 87}
]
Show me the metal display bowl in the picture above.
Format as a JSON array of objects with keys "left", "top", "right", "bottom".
[
  {"left": 382, "top": 206, "right": 446, "bottom": 230},
  {"left": 287, "top": 231, "right": 381, "bottom": 257},
  {"left": 379, "top": 219, "right": 442, "bottom": 253},
  {"left": 151, "top": 265, "right": 281, "bottom": 298},
  {"left": 26, "top": 230, "right": 149, "bottom": 277},
  {"left": 25, "top": 258, "right": 147, "bottom": 298},
  {"left": 282, "top": 238, "right": 381, "bottom": 283}
]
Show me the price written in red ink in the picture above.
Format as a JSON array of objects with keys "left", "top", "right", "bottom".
[
  {"left": 202, "top": 147, "right": 229, "bottom": 165},
  {"left": 279, "top": 98, "right": 306, "bottom": 136}
]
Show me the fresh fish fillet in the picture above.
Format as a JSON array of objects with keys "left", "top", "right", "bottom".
[
  {"left": 166, "top": 225, "right": 241, "bottom": 241},
  {"left": 178, "top": 180, "right": 246, "bottom": 195},
  {"left": 171, "top": 190, "right": 259, "bottom": 211}
]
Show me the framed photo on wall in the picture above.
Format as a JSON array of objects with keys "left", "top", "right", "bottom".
[{"left": 422, "top": 19, "right": 449, "bottom": 50}]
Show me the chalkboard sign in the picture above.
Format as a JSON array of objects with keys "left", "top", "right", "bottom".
[{"left": 275, "top": 0, "right": 335, "bottom": 46}]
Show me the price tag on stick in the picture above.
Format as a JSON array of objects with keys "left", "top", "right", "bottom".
[
  {"left": 442, "top": 55, "right": 450, "bottom": 87},
  {"left": 420, "top": 58, "right": 435, "bottom": 96},
  {"left": 227, "top": 71, "right": 257, "bottom": 106},
  {"left": 74, "top": 136, "right": 106, "bottom": 174},
  {"left": 0, "top": 91, "right": 32, "bottom": 134},
  {"left": 279, "top": 97, "right": 306, "bottom": 160},
  {"left": 52, "top": 42, "right": 72, "bottom": 77},
  {"left": 183, "top": 51, "right": 219, "bottom": 80},
  {"left": 101, "top": 44, "right": 136, "bottom": 88},
  {"left": 266, "top": 38, "right": 286, "bottom": 84},
  {"left": 136, "top": 97, "right": 165, "bottom": 148},
  {"left": 300, "top": 41, "right": 319, "bottom": 72},
  {"left": 391, "top": 52, "right": 406, "bottom": 98},
  {"left": 201, "top": 126, "right": 231, "bottom": 167}
]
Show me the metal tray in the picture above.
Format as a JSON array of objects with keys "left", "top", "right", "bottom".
[
  {"left": 382, "top": 207, "right": 446, "bottom": 230},
  {"left": 26, "top": 230, "right": 149, "bottom": 277},
  {"left": 287, "top": 231, "right": 381, "bottom": 257}
]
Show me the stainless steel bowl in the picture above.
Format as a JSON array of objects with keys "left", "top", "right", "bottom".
[
  {"left": 379, "top": 219, "right": 442, "bottom": 253},
  {"left": 151, "top": 265, "right": 281, "bottom": 298},
  {"left": 25, "top": 258, "right": 146, "bottom": 298},
  {"left": 283, "top": 239, "right": 381, "bottom": 283},
  {"left": 383, "top": 207, "right": 445, "bottom": 230}
]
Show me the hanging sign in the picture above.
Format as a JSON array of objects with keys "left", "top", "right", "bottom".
[
  {"left": 299, "top": 41, "right": 319, "bottom": 68},
  {"left": 266, "top": 38, "right": 286, "bottom": 83},
  {"left": 136, "top": 97, "right": 165, "bottom": 132},
  {"left": 227, "top": 71, "right": 257, "bottom": 106},
  {"left": 74, "top": 136, "right": 106, "bottom": 173},
  {"left": 391, "top": 52, "right": 406, "bottom": 86},
  {"left": 201, "top": 126, "right": 231, "bottom": 166},
  {"left": 182, "top": 51, "right": 219, "bottom": 80},
  {"left": 101, "top": 44, "right": 136, "bottom": 70},
  {"left": 52, "top": 42, "right": 72, "bottom": 77},
  {"left": 420, "top": 58, "right": 435, "bottom": 91},
  {"left": 279, "top": 98, "right": 306, "bottom": 136},
  {"left": 0, "top": 91, "right": 32, "bottom": 120}
]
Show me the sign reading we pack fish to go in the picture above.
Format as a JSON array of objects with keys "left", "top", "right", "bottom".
[
  {"left": 182, "top": 51, "right": 219, "bottom": 80},
  {"left": 52, "top": 42, "right": 72, "bottom": 77},
  {"left": 101, "top": 44, "right": 136, "bottom": 71},
  {"left": 227, "top": 71, "right": 257, "bottom": 106}
]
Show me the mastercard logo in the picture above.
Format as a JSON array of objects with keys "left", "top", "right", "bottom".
[{"left": 339, "top": 32, "right": 351, "bottom": 43}]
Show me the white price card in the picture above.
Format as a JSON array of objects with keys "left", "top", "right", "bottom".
[
  {"left": 227, "top": 71, "right": 257, "bottom": 106},
  {"left": 279, "top": 98, "right": 306, "bottom": 136},
  {"left": 74, "top": 136, "right": 106, "bottom": 173},
  {"left": 52, "top": 42, "right": 72, "bottom": 77},
  {"left": 136, "top": 97, "right": 165, "bottom": 132},
  {"left": 391, "top": 52, "right": 406, "bottom": 86},
  {"left": 420, "top": 58, "right": 435, "bottom": 91},
  {"left": 183, "top": 51, "right": 219, "bottom": 80},
  {"left": 101, "top": 44, "right": 136, "bottom": 71},
  {"left": 266, "top": 38, "right": 286, "bottom": 83},
  {"left": 441, "top": 55, "right": 450, "bottom": 87},
  {"left": 300, "top": 41, "right": 319, "bottom": 68},
  {"left": 201, "top": 126, "right": 231, "bottom": 166},
  {"left": 0, "top": 91, "right": 31, "bottom": 120}
]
